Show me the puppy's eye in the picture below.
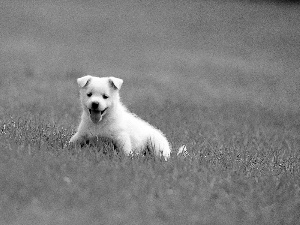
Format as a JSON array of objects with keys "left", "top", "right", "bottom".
[
  {"left": 103, "top": 94, "right": 109, "bottom": 99},
  {"left": 87, "top": 92, "right": 92, "bottom": 97}
]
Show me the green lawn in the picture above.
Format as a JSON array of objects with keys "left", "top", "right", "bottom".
[{"left": 1, "top": 0, "right": 300, "bottom": 224}]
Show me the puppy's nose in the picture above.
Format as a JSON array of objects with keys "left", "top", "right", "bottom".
[{"left": 91, "top": 102, "right": 99, "bottom": 109}]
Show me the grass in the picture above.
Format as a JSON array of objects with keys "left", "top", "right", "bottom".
[
  {"left": 1, "top": 106, "right": 300, "bottom": 224},
  {"left": 1, "top": 0, "right": 300, "bottom": 224}
]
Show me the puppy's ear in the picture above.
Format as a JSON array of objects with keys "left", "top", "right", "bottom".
[
  {"left": 109, "top": 77, "right": 123, "bottom": 90},
  {"left": 77, "top": 75, "right": 92, "bottom": 88}
]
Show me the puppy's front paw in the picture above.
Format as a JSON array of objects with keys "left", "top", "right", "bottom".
[
  {"left": 69, "top": 133, "right": 86, "bottom": 146},
  {"left": 69, "top": 135, "right": 79, "bottom": 144}
]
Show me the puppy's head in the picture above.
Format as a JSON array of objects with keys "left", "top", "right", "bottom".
[{"left": 77, "top": 75, "right": 123, "bottom": 124}]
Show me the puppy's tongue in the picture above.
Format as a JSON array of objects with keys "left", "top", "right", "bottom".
[{"left": 90, "top": 110, "right": 102, "bottom": 124}]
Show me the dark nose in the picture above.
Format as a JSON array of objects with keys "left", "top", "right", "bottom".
[{"left": 91, "top": 102, "right": 99, "bottom": 109}]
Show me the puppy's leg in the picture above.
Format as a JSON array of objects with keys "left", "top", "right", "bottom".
[
  {"left": 161, "top": 148, "right": 171, "bottom": 160},
  {"left": 69, "top": 132, "right": 86, "bottom": 146},
  {"left": 114, "top": 132, "right": 132, "bottom": 155},
  {"left": 148, "top": 135, "right": 171, "bottom": 160}
]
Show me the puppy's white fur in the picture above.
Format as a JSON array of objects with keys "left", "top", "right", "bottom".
[{"left": 70, "top": 75, "right": 171, "bottom": 159}]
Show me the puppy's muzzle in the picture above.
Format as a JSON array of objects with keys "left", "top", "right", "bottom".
[
  {"left": 89, "top": 101, "right": 107, "bottom": 123},
  {"left": 88, "top": 108, "right": 107, "bottom": 115}
]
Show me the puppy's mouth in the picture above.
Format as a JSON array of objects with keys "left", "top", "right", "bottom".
[{"left": 88, "top": 108, "right": 107, "bottom": 124}]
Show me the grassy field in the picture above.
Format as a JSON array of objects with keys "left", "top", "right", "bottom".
[{"left": 1, "top": 0, "right": 300, "bottom": 224}]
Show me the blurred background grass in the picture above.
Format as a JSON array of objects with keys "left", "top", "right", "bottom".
[{"left": 1, "top": 0, "right": 300, "bottom": 113}]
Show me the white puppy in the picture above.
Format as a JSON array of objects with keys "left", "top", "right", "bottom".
[{"left": 70, "top": 75, "right": 171, "bottom": 159}]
